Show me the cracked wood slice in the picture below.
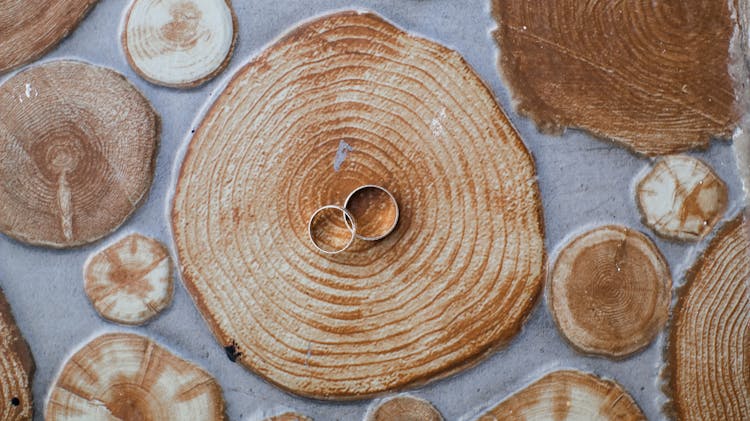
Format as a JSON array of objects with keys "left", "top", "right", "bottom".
[
  {"left": 84, "top": 233, "right": 173, "bottom": 325},
  {"left": 491, "top": 0, "right": 739, "bottom": 155},
  {"left": 478, "top": 370, "right": 645, "bottom": 420},
  {"left": 665, "top": 212, "right": 750, "bottom": 420},
  {"left": 636, "top": 155, "right": 728, "bottom": 241},
  {"left": 45, "top": 332, "right": 226, "bottom": 420},
  {"left": 171, "top": 11, "right": 545, "bottom": 399},
  {"left": 0, "top": 288, "right": 34, "bottom": 421},
  {"left": 0, "top": 0, "right": 97, "bottom": 74},
  {"left": 549, "top": 225, "right": 671, "bottom": 358},
  {"left": 366, "top": 396, "right": 443, "bottom": 421},
  {"left": 122, "top": 0, "right": 237, "bottom": 88},
  {"left": 0, "top": 60, "right": 159, "bottom": 248}
]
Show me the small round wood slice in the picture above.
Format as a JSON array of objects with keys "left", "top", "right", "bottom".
[
  {"left": 548, "top": 226, "right": 671, "bottom": 358},
  {"left": 172, "top": 11, "right": 545, "bottom": 399},
  {"left": 122, "top": 0, "right": 238, "bottom": 88},
  {"left": 46, "top": 332, "right": 226, "bottom": 420},
  {"left": 366, "top": 396, "right": 443, "bottom": 421},
  {"left": 0, "top": 60, "right": 159, "bottom": 248},
  {"left": 0, "top": 288, "right": 34, "bottom": 421},
  {"left": 0, "top": 0, "right": 97, "bottom": 74},
  {"left": 636, "top": 155, "right": 727, "bottom": 241},
  {"left": 84, "top": 233, "right": 173, "bottom": 325},
  {"left": 665, "top": 212, "right": 750, "bottom": 420},
  {"left": 263, "top": 412, "right": 312, "bottom": 421},
  {"left": 491, "top": 1, "right": 738, "bottom": 155},
  {"left": 478, "top": 370, "right": 645, "bottom": 420}
]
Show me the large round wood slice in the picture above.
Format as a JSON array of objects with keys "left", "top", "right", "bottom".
[
  {"left": 0, "top": 60, "right": 159, "bottom": 248},
  {"left": 0, "top": 0, "right": 97, "bottom": 74},
  {"left": 0, "top": 288, "right": 34, "bottom": 421},
  {"left": 491, "top": 0, "right": 738, "bottom": 156},
  {"left": 665, "top": 212, "right": 750, "bottom": 420},
  {"left": 46, "top": 332, "right": 226, "bottom": 420},
  {"left": 172, "top": 11, "right": 545, "bottom": 399},
  {"left": 478, "top": 370, "right": 645, "bottom": 420}
]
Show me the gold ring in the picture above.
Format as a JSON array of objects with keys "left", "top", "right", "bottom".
[
  {"left": 308, "top": 205, "right": 357, "bottom": 254},
  {"left": 343, "top": 185, "right": 399, "bottom": 241}
]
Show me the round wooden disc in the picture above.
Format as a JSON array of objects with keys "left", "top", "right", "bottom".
[
  {"left": 0, "top": 0, "right": 97, "bottom": 74},
  {"left": 549, "top": 226, "right": 671, "bottom": 358},
  {"left": 666, "top": 212, "right": 750, "bottom": 420},
  {"left": 366, "top": 396, "right": 443, "bottom": 421},
  {"left": 0, "top": 60, "right": 159, "bottom": 248},
  {"left": 0, "top": 288, "right": 34, "bottom": 420},
  {"left": 172, "top": 11, "right": 545, "bottom": 399}
]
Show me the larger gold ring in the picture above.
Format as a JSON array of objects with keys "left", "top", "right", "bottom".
[{"left": 344, "top": 185, "right": 399, "bottom": 241}]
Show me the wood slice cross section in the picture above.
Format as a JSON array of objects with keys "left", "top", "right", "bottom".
[{"left": 172, "top": 11, "right": 545, "bottom": 399}]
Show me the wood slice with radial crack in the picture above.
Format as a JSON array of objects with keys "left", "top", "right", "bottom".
[
  {"left": 0, "top": 0, "right": 97, "bottom": 75},
  {"left": 45, "top": 332, "right": 226, "bottom": 420},
  {"left": 366, "top": 396, "right": 443, "bottom": 421},
  {"left": 636, "top": 155, "right": 728, "bottom": 242},
  {"left": 122, "top": 0, "right": 238, "bottom": 88},
  {"left": 0, "top": 60, "right": 159, "bottom": 248},
  {"left": 549, "top": 225, "right": 671, "bottom": 358},
  {"left": 171, "top": 11, "right": 545, "bottom": 399},
  {"left": 491, "top": 0, "right": 739, "bottom": 156},
  {"left": 477, "top": 370, "right": 645, "bottom": 420},
  {"left": 665, "top": 212, "right": 750, "bottom": 420},
  {"left": 0, "top": 288, "right": 34, "bottom": 421},
  {"left": 84, "top": 233, "right": 173, "bottom": 325}
]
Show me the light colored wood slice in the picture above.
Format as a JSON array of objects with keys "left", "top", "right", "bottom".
[
  {"left": 491, "top": 1, "right": 738, "bottom": 156},
  {"left": 45, "top": 332, "right": 226, "bottom": 420},
  {"left": 636, "top": 155, "right": 728, "bottom": 241},
  {"left": 84, "top": 233, "right": 173, "bottom": 325},
  {"left": 0, "top": 0, "right": 97, "bottom": 74},
  {"left": 478, "top": 370, "right": 645, "bottom": 420},
  {"left": 0, "top": 288, "right": 34, "bottom": 421},
  {"left": 263, "top": 412, "right": 312, "bottom": 421},
  {"left": 0, "top": 60, "right": 159, "bottom": 248},
  {"left": 665, "top": 212, "right": 750, "bottom": 420},
  {"left": 366, "top": 396, "right": 443, "bottom": 421},
  {"left": 122, "top": 0, "right": 237, "bottom": 88},
  {"left": 549, "top": 225, "right": 671, "bottom": 358},
  {"left": 171, "top": 11, "right": 545, "bottom": 399}
]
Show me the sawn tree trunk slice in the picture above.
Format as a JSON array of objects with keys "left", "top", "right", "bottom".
[
  {"left": 665, "top": 212, "right": 750, "bottom": 420},
  {"left": 172, "top": 11, "right": 545, "bottom": 399},
  {"left": 0, "top": 60, "right": 159, "bottom": 248},
  {"left": 0, "top": 288, "right": 34, "bottom": 421},
  {"left": 491, "top": 0, "right": 738, "bottom": 156},
  {"left": 0, "top": 0, "right": 98, "bottom": 74}
]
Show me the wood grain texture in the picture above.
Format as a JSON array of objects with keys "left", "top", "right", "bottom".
[
  {"left": 491, "top": 0, "right": 739, "bottom": 156},
  {"left": 172, "top": 11, "right": 545, "bottom": 399},
  {"left": 366, "top": 396, "right": 443, "bottom": 421},
  {"left": 0, "top": 288, "right": 34, "bottom": 421},
  {"left": 0, "top": 0, "right": 98, "bottom": 74},
  {"left": 46, "top": 332, "right": 226, "bottom": 420},
  {"left": 263, "top": 413, "right": 312, "bottom": 421},
  {"left": 122, "top": 0, "right": 238, "bottom": 88},
  {"left": 478, "top": 370, "right": 645, "bottom": 421},
  {"left": 0, "top": 60, "right": 159, "bottom": 248},
  {"left": 549, "top": 226, "right": 671, "bottom": 358},
  {"left": 84, "top": 233, "right": 173, "bottom": 325},
  {"left": 665, "top": 212, "right": 750, "bottom": 420},
  {"left": 636, "top": 155, "right": 727, "bottom": 241}
]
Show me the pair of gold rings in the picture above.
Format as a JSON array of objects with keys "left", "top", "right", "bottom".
[{"left": 308, "top": 185, "right": 399, "bottom": 254}]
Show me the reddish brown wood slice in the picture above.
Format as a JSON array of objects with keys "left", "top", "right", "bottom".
[
  {"left": 0, "top": 288, "right": 34, "bottom": 421},
  {"left": 491, "top": 0, "right": 739, "bottom": 155},
  {"left": 0, "top": 0, "right": 98, "bottom": 74},
  {"left": 0, "top": 60, "right": 159, "bottom": 248},
  {"left": 172, "top": 11, "right": 545, "bottom": 399}
]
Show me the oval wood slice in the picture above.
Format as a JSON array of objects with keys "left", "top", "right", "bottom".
[
  {"left": 0, "top": 0, "right": 97, "bottom": 74},
  {"left": 0, "top": 288, "right": 34, "bottom": 421},
  {"left": 122, "top": 0, "right": 238, "bottom": 88},
  {"left": 478, "top": 370, "right": 645, "bottom": 420},
  {"left": 172, "top": 11, "right": 545, "bottom": 399},
  {"left": 491, "top": 0, "right": 738, "bottom": 155},
  {"left": 366, "top": 396, "right": 443, "bottom": 421},
  {"left": 46, "top": 332, "right": 226, "bottom": 420},
  {"left": 665, "top": 212, "right": 750, "bottom": 420},
  {"left": 263, "top": 413, "right": 312, "bottom": 421},
  {"left": 0, "top": 60, "right": 159, "bottom": 248}
]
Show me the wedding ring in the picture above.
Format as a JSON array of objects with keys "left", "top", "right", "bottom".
[
  {"left": 308, "top": 205, "right": 357, "bottom": 254},
  {"left": 343, "top": 185, "right": 399, "bottom": 241}
]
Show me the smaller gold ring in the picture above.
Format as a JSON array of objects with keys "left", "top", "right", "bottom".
[
  {"left": 343, "top": 185, "right": 399, "bottom": 241},
  {"left": 308, "top": 205, "right": 357, "bottom": 254}
]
